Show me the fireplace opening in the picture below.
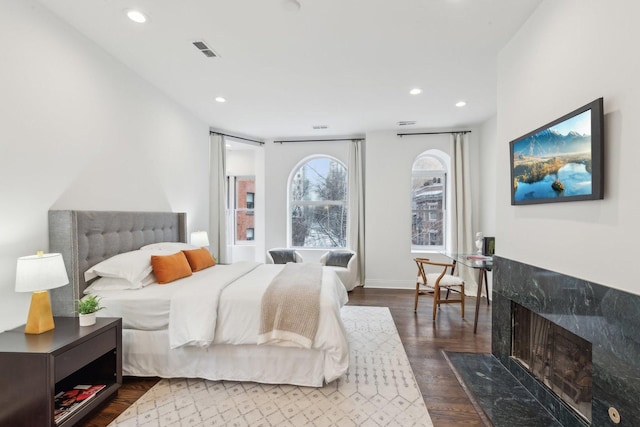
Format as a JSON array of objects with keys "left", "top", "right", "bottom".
[{"left": 511, "top": 304, "right": 592, "bottom": 423}]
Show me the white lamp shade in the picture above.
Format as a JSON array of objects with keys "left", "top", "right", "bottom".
[
  {"left": 190, "top": 231, "right": 210, "bottom": 247},
  {"left": 15, "top": 253, "right": 69, "bottom": 292}
]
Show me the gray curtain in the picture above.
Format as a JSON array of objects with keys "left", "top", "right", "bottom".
[
  {"left": 450, "top": 132, "right": 475, "bottom": 287},
  {"left": 348, "top": 139, "right": 365, "bottom": 287},
  {"left": 209, "top": 133, "right": 230, "bottom": 264}
]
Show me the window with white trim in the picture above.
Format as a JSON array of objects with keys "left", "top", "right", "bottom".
[
  {"left": 229, "top": 176, "right": 255, "bottom": 244},
  {"left": 289, "top": 156, "right": 347, "bottom": 248},
  {"left": 412, "top": 152, "right": 447, "bottom": 250}
]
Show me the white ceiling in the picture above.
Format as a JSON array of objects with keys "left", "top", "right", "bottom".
[{"left": 37, "top": 0, "right": 542, "bottom": 140}]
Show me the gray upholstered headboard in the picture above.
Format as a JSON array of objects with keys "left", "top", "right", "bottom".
[{"left": 48, "top": 210, "right": 187, "bottom": 316}]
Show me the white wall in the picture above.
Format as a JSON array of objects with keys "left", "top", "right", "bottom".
[
  {"left": 264, "top": 141, "right": 349, "bottom": 263},
  {"left": 496, "top": 0, "right": 640, "bottom": 295},
  {"left": 479, "top": 115, "right": 497, "bottom": 295},
  {"left": 0, "top": 0, "right": 210, "bottom": 331},
  {"left": 261, "top": 130, "right": 491, "bottom": 292},
  {"left": 479, "top": 115, "right": 498, "bottom": 238},
  {"left": 364, "top": 130, "right": 483, "bottom": 291},
  {"left": 227, "top": 147, "right": 259, "bottom": 177}
]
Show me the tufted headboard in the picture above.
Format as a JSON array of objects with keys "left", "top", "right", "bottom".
[{"left": 48, "top": 210, "right": 187, "bottom": 316}]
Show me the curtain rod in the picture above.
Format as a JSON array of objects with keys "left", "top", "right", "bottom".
[
  {"left": 273, "top": 138, "right": 362, "bottom": 144},
  {"left": 210, "top": 131, "right": 265, "bottom": 145},
  {"left": 397, "top": 130, "right": 471, "bottom": 137}
]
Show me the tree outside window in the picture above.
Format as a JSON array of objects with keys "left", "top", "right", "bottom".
[{"left": 289, "top": 156, "right": 347, "bottom": 248}]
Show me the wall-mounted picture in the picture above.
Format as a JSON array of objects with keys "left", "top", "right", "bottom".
[{"left": 510, "top": 98, "right": 604, "bottom": 205}]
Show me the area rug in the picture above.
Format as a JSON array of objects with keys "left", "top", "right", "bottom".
[{"left": 108, "top": 306, "right": 432, "bottom": 427}]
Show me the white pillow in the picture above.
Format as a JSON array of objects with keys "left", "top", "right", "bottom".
[
  {"left": 84, "top": 250, "right": 173, "bottom": 286},
  {"left": 140, "top": 242, "right": 198, "bottom": 251},
  {"left": 84, "top": 273, "right": 157, "bottom": 293}
]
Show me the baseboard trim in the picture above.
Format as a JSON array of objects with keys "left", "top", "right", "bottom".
[
  {"left": 363, "top": 279, "right": 486, "bottom": 299},
  {"left": 364, "top": 279, "right": 414, "bottom": 289}
]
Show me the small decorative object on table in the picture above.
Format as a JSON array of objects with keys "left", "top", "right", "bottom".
[
  {"left": 483, "top": 237, "right": 495, "bottom": 256},
  {"left": 14, "top": 251, "right": 69, "bottom": 334},
  {"left": 475, "top": 232, "right": 484, "bottom": 254},
  {"left": 76, "top": 294, "right": 104, "bottom": 326}
]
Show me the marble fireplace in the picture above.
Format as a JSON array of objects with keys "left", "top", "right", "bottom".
[
  {"left": 493, "top": 257, "right": 640, "bottom": 426},
  {"left": 512, "top": 304, "right": 593, "bottom": 422}
]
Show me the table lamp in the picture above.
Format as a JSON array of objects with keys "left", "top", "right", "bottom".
[
  {"left": 15, "top": 252, "right": 69, "bottom": 334},
  {"left": 190, "top": 231, "right": 210, "bottom": 247}
]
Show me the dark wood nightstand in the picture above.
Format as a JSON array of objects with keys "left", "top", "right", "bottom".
[{"left": 0, "top": 317, "right": 122, "bottom": 426}]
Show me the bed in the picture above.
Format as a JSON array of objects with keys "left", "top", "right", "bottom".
[{"left": 48, "top": 210, "right": 349, "bottom": 387}]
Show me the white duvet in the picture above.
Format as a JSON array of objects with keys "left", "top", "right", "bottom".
[
  {"left": 93, "top": 262, "right": 349, "bottom": 371},
  {"left": 169, "top": 261, "right": 261, "bottom": 348}
]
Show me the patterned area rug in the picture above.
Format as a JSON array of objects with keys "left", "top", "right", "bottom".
[{"left": 109, "top": 306, "right": 432, "bottom": 426}]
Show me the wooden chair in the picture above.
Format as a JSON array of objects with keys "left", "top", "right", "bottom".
[{"left": 414, "top": 257, "right": 465, "bottom": 320}]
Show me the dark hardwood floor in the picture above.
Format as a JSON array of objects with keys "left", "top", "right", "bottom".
[{"left": 80, "top": 287, "right": 492, "bottom": 426}]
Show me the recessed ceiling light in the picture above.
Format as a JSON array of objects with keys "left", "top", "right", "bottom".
[
  {"left": 126, "top": 10, "right": 147, "bottom": 24},
  {"left": 456, "top": 100, "right": 467, "bottom": 107},
  {"left": 283, "top": 0, "right": 301, "bottom": 11},
  {"left": 409, "top": 88, "right": 422, "bottom": 95},
  {"left": 215, "top": 97, "right": 226, "bottom": 103}
]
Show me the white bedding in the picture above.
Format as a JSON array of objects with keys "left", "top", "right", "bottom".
[
  {"left": 93, "top": 262, "right": 264, "bottom": 331},
  {"left": 94, "top": 262, "right": 350, "bottom": 385},
  {"left": 169, "top": 261, "right": 261, "bottom": 348}
]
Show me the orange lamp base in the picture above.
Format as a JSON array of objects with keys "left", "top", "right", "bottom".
[{"left": 24, "top": 290, "right": 56, "bottom": 335}]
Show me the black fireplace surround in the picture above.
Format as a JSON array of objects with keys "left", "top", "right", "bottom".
[{"left": 493, "top": 257, "right": 640, "bottom": 426}]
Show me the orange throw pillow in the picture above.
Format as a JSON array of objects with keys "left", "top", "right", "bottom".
[
  {"left": 182, "top": 248, "right": 216, "bottom": 272},
  {"left": 151, "top": 252, "right": 192, "bottom": 284}
]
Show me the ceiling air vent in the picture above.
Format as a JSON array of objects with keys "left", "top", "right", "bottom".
[
  {"left": 397, "top": 121, "right": 417, "bottom": 126},
  {"left": 192, "top": 40, "right": 219, "bottom": 58}
]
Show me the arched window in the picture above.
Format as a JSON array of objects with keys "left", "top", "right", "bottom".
[
  {"left": 289, "top": 156, "right": 348, "bottom": 248},
  {"left": 412, "top": 151, "right": 448, "bottom": 250}
]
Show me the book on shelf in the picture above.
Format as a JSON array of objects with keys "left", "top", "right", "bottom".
[{"left": 54, "top": 384, "right": 106, "bottom": 424}]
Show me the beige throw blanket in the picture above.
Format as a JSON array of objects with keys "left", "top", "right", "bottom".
[{"left": 257, "top": 262, "right": 323, "bottom": 348}]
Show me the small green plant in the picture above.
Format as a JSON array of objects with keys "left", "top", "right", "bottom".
[{"left": 76, "top": 294, "right": 104, "bottom": 315}]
